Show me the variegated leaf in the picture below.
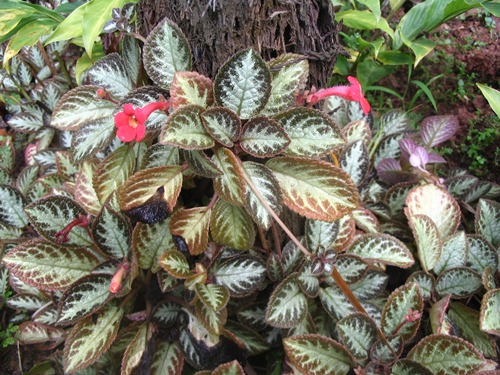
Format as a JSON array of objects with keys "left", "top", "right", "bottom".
[
  {"left": 0, "top": 222, "right": 23, "bottom": 241},
  {"left": 142, "top": 144, "right": 180, "bottom": 169},
  {"left": 214, "top": 48, "right": 271, "bottom": 119},
  {"left": 160, "top": 105, "right": 214, "bottom": 150},
  {"left": 71, "top": 117, "right": 116, "bottom": 161},
  {"left": 376, "top": 110, "right": 409, "bottom": 136},
  {"left": 51, "top": 85, "right": 116, "bottom": 131},
  {"left": 195, "top": 299, "right": 227, "bottom": 335},
  {"left": 406, "top": 184, "right": 461, "bottom": 239},
  {"left": 435, "top": 267, "right": 482, "bottom": 298},
  {"left": 24, "top": 196, "right": 92, "bottom": 247},
  {"left": 475, "top": 199, "right": 500, "bottom": 248},
  {"left": 133, "top": 219, "right": 174, "bottom": 273},
  {"left": 123, "top": 35, "right": 141, "bottom": 84},
  {"left": 352, "top": 206, "right": 380, "bottom": 233},
  {"left": 6, "top": 293, "right": 46, "bottom": 311},
  {"left": 151, "top": 339, "right": 184, "bottom": 375},
  {"left": 265, "top": 273, "right": 307, "bottom": 328},
  {"left": 212, "top": 360, "right": 245, "bottom": 375},
  {"left": 305, "top": 219, "right": 339, "bottom": 253},
  {"left": 0, "top": 185, "right": 28, "bottom": 228},
  {"left": 94, "top": 145, "right": 136, "bottom": 204},
  {"left": 169, "top": 207, "right": 211, "bottom": 256},
  {"left": 183, "top": 150, "right": 222, "bottom": 178},
  {"left": 407, "top": 334, "right": 486, "bottom": 375},
  {"left": 32, "top": 303, "right": 59, "bottom": 325},
  {"left": 342, "top": 119, "right": 372, "bottom": 146},
  {"left": 242, "top": 161, "right": 281, "bottom": 230},
  {"left": 8, "top": 110, "right": 44, "bottom": 133},
  {"left": 213, "top": 148, "right": 245, "bottom": 206},
  {"left": 171, "top": 71, "right": 213, "bottom": 110},
  {"left": 281, "top": 238, "right": 306, "bottom": 275},
  {"left": 58, "top": 274, "right": 113, "bottom": 325},
  {"left": 347, "top": 233, "right": 414, "bottom": 268},
  {"left": 370, "top": 335, "right": 403, "bottom": 364},
  {"left": 119, "top": 166, "right": 183, "bottom": 212},
  {"left": 0, "top": 166, "right": 12, "bottom": 185},
  {"left": 467, "top": 235, "right": 498, "bottom": 274},
  {"left": 261, "top": 53, "right": 309, "bottom": 116},
  {"left": 200, "top": 107, "right": 241, "bottom": 147},
  {"left": 86, "top": 53, "right": 132, "bottom": 100},
  {"left": 267, "top": 157, "right": 358, "bottom": 221},
  {"left": 350, "top": 271, "right": 388, "bottom": 300},
  {"left": 374, "top": 132, "right": 405, "bottom": 165},
  {"left": 56, "top": 151, "right": 78, "bottom": 179},
  {"left": 334, "top": 254, "right": 368, "bottom": 284},
  {"left": 275, "top": 107, "right": 344, "bottom": 158},
  {"left": 239, "top": 116, "right": 290, "bottom": 157},
  {"left": 337, "top": 313, "right": 378, "bottom": 361},
  {"left": 64, "top": 305, "right": 124, "bottom": 373},
  {"left": 210, "top": 199, "right": 255, "bottom": 250},
  {"left": 381, "top": 282, "right": 423, "bottom": 340},
  {"left": 420, "top": 115, "right": 459, "bottom": 148},
  {"left": 297, "top": 261, "right": 320, "bottom": 298},
  {"left": 2, "top": 239, "right": 99, "bottom": 291},
  {"left": 385, "top": 182, "right": 419, "bottom": 219},
  {"left": 152, "top": 301, "right": 182, "bottom": 327},
  {"left": 17, "top": 321, "right": 64, "bottom": 345},
  {"left": 159, "top": 249, "right": 192, "bottom": 279},
  {"left": 91, "top": 205, "right": 131, "bottom": 259},
  {"left": 195, "top": 283, "right": 230, "bottom": 312},
  {"left": 284, "top": 334, "right": 354, "bottom": 375},
  {"left": 212, "top": 255, "right": 267, "bottom": 297},
  {"left": 340, "top": 140, "right": 369, "bottom": 186},
  {"left": 157, "top": 270, "right": 180, "bottom": 292},
  {"left": 463, "top": 180, "right": 493, "bottom": 203},
  {"left": 225, "top": 320, "right": 269, "bottom": 355},
  {"left": 480, "top": 288, "right": 500, "bottom": 336},
  {"left": 433, "top": 231, "right": 468, "bottom": 275},
  {"left": 449, "top": 302, "right": 496, "bottom": 357},
  {"left": 143, "top": 18, "right": 192, "bottom": 89},
  {"left": 408, "top": 214, "right": 442, "bottom": 273},
  {"left": 446, "top": 175, "right": 478, "bottom": 200},
  {"left": 267, "top": 253, "right": 284, "bottom": 282},
  {"left": 122, "top": 323, "right": 153, "bottom": 375},
  {"left": 75, "top": 159, "right": 102, "bottom": 216},
  {"left": 332, "top": 214, "right": 356, "bottom": 252},
  {"left": 407, "top": 271, "right": 435, "bottom": 300},
  {"left": 0, "top": 137, "right": 15, "bottom": 172},
  {"left": 391, "top": 359, "right": 434, "bottom": 375}
]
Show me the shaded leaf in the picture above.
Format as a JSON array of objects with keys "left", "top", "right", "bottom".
[
  {"left": 170, "top": 207, "right": 211, "bottom": 256},
  {"left": 91, "top": 205, "right": 131, "bottom": 259},
  {"left": 210, "top": 199, "right": 255, "bottom": 250},
  {"left": 133, "top": 219, "right": 174, "bottom": 273},
  {"left": 475, "top": 199, "right": 500, "bottom": 248},
  {"left": 420, "top": 115, "right": 459, "bottom": 148},
  {"left": 213, "top": 148, "right": 245, "bottom": 206},
  {"left": 284, "top": 334, "right": 353, "bottom": 375},
  {"left": 0, "top": 185, "right": 28, "bottom": 228}
]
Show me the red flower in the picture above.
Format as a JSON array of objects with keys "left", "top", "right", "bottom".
[
  {"left": 114, "top": 100, "right": 170, "bottom": 142},
  {"left": 307, "top": 76, "right": 371, "bottom": 115},
  {"left": 110, "top": 263, "right": 130, "bottom": 293}
]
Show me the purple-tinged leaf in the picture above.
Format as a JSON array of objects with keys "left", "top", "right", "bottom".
[{"left": 420, "top": 115, "right": 459, "bottom": 148}]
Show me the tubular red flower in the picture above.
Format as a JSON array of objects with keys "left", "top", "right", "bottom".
[
  {"left": 114, "top": 100, "right": 170, "bottom": 142},
  {"left": 110, "top": 263, "right": 130, "bottom": 293},
  {"left": 307, "top": 76, "right": 371, "bottom": 115}
]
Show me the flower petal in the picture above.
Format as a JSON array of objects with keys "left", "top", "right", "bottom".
[
  {"left": 135, "top": 123, "right": 146, "bottom": 142},
  {"left": 114, "top": 112, "right": 131, "bottom": 127},
  {"left": 116, "top": 125, "right": 137, "bottom": 142},
  {"left": 123, "top": 103, "right": 135, "bottom": 115}
]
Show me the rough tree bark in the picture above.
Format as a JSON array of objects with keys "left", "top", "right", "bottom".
[{"left": 138, "top": 0, "right": 346, "bottom": 89}]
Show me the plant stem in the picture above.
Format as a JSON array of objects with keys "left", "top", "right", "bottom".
[
  {"left": 331, "top": 267, "right": 396, "bottom": 356},
  {"left": 240, "top": 167, "right": 311, "bottom": 258},
  {"left": 37, "top": 42, "right": 58, "bottom": 77},
  {"left": 271, "top": 221, "right": 282, "bottom": 257},
  {"left": 257, "top": 226, "right": 270, "bottom": 254},
  {"left": 54, "top": 50, "right": 75, "bottom": 88}
]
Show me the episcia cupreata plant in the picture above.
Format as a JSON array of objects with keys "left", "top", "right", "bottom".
[{"left": 1, "top": 13, "right": 500, "bottom": 375}]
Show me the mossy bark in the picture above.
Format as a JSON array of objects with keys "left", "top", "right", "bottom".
[{"left": 138, "top": 0, "right": 345, "bottom": 88}]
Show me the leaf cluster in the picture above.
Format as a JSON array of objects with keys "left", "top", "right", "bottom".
[{"left": 0, "top": 12, "right": 500, "bottom": 375}]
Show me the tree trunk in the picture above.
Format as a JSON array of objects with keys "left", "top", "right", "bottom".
[{"left": 138, "top": 0, "right": 346, "bottom": 89}]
